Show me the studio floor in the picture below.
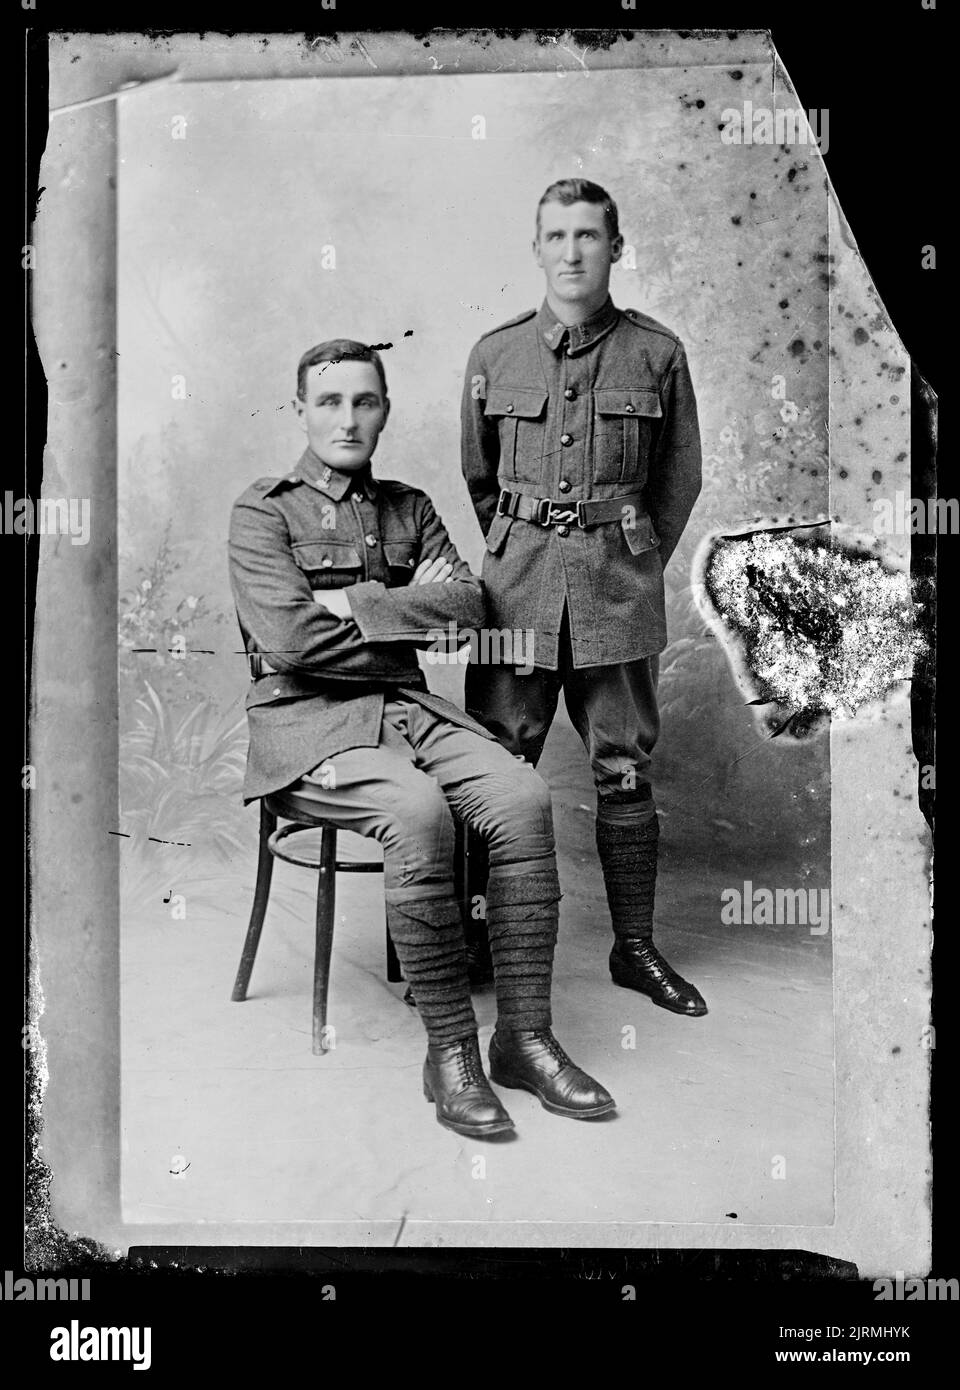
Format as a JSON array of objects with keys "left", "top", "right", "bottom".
[{"left": 121, "top": 712, "right": 834, "bottom": 1237}]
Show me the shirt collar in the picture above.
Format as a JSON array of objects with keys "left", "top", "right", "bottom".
[
  {"left": 289, "top": 447, "right": 379, "bottom": 501},
  {"left": 539, "top": 296, "right": 619, "bottom": 355}
]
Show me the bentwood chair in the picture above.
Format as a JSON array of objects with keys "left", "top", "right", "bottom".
[{"left": 230, "top": 799, "right": 398, "bottom": 1055}]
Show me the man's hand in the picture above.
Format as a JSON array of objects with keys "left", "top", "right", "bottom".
[
  {"left": 313, "top": 587, "right": 353, "bottom": 619},
  {"left": 412, "top": 557, "right": 454, "bottom": 585}
]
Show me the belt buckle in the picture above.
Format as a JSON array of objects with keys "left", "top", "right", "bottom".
[
  {"left": 496, "top": 490, "right": 510, "bottom": 518},
  {"left": 544, "top": 501, "right": 581, "bottom": 528}
]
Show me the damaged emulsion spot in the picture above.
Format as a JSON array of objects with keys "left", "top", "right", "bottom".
[{"left": 701, "top": 532, "right": 924, "bottom": 737}]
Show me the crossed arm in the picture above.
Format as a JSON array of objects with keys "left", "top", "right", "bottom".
[
  {"left": 318, "top": 555, "right": 456, "bottom": 618},
  {"left": 229, "top": 490, "right": 486, "bottom": 681}
]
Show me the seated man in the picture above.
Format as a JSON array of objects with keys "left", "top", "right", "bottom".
[{"left": 228, "top": 338, "right": 616, "bottom": 1138}]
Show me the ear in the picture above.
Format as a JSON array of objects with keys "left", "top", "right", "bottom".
[
  {"left": 381, "top": 395, "right": 391, "bottom": 427},
  {"left": 609, "top": 234, "right": 624, "bottom": 266},
  {"left": 532, "top": 235, "right": 544, "bottom": 269},
  {"left": 293, "top": 396, "right": 308, "bottom": 433}
]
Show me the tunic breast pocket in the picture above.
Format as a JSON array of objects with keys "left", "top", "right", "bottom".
[
  {"left": 484, "top": 386, "right": 548, "bottom": 482},
  {"left": 292, "top": 539, "right": 363, "bottom": 588},
  {"left": 383, "top": 539, "right": 420, "bottom": 584},
  {"left": 592, "top": 387, "right": 662, "bottom": 485}
]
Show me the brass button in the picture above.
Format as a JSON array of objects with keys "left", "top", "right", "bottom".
[
  {"left": 365, "top": 534, "right": 378, "bottom": 547},
  {"left": 560, "top": 433, "right": 573, "bottom": 446},
  {"left": 564, "top": 387, "right": 576, "bottom": 401},
  {"left": 506, "top": 403, "right": 514, "bottom": 413},
  {"left": 320, "top": 556, "right": 333, "bottom": 567},
  {"left": 625, "top": 403, "right": 635, "bottom": 413},
  {"left": 566, "top": 348, "right": 574, "bottom": 357},
  {"left": 558, "top": 480, "right": 571, "bottom": 494},
  {"left": 556, "top": 524, "right": 570, "bottom": 537},
  {"left": 273, "top": 687, "right": 281, "bottom": 696}
]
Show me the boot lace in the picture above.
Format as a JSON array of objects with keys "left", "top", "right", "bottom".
[
  {"left": 456, "top": 1039, "right": 485, "bottom": 1086},
  {"left": 531, "top": 1030, "right": 573, "bottom": 1069}
]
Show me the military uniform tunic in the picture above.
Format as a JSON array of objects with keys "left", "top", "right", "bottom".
[
  {"left": 228, "top": 448, "right": 496, "bottom": 804},
  {"left": 461, "top": 296, "right": 702, "bottom": 670}
]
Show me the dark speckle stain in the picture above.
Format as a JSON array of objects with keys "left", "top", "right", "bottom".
[
  {"left": 896, "top": 451, "right": 908, "bottom": 463},
  {"left": 853, "top": 327, "right": 870, "bottom": 345},
  {"left": 813, "top": 340, "right": 822, "bottom": 350},
  {"left": 854, "top": 417, "right": 863, "bottom": 426},
  {"left": 892, "top": 1046, "right": 901, "bottom": 1055},
  {"left": 731, "top": 215, "right": 742, "bottom": 226},
  {"left": 71, "top": 792, "right": 83, "bottom": 804},
  {"left": 730, "top": 69, "right": 743, "bottom": 80},
  {"left": 778, "top": 298, "right": 789, "bottom": 309},
  {"left": 726, "top": 1212, "right": 738, "bottom": 1219},
  {"left": 839, "top": 469, "right": 848, "bottom": 480},
  {"left": 749, "top": 190, "right": 757, "bottom": 200},
  {"left": 872, "top": 470, "right": 883, "bottom": 484},
  {"left": 789, "top": 339, "right": 806, "bottom": 358}
]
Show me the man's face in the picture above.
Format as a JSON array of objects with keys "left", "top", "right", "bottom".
[
  {"left": 533, "top": 199, "right": 622, "bottom": 307},
  {"left": 295, "top": 359, "right": 389, "bottom": 471}
]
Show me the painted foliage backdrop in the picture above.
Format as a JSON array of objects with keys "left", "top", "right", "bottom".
[{"left": 117, "top": 65, "right": 830, "bottom": 905}]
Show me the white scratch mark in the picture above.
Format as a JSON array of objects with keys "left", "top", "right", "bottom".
[{"left": 51, "top": 71, "right": 180, "bottom": 118}]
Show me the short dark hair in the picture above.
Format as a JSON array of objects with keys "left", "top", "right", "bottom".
[
  {"left": 535, "top": 179, "right": 620, "bottom": 242},
  {"left": 296, "top": 339, "right": 388, "bottom": 402}
]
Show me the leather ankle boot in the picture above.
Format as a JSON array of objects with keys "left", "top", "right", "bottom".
[
  {"left": 423, "top": 1035, "right": 515, "bottom": 1137},
  {"left": 488, "top": 1028, "right": 617, "bottom": 1119},
  {"left": 609, "top": 938, "right": 707, "bottom": 1016},
  {"left": 597, "top": 813, "right": 708, "bottom": 1017}
]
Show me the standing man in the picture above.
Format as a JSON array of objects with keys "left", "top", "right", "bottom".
[
  {"left": 461, "top": 179, "right": 707, "bottom": 1017},
  {"left": 229, "top": 338, "right": 616, "bottom": 1139}
]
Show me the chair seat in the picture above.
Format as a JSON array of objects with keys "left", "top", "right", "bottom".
[
  {"left": 268, "top": 822, "right": 384, "bottom": 873},
  {"left": 263, "top": 791, "right": 384, "bottom": 871}
]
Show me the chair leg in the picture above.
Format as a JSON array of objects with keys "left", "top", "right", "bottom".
[
  {"left": 312, "top": 826, "right": 338, "bottom": 1055},
  {"left": 386, "top": 906, "right": 402, "bottom": 984},
  {"left": 231, "top": 803, "right": 277, "bottom": 1002},
  {"left": 460, "top": 821, "right": 492, "bottom": 956}
]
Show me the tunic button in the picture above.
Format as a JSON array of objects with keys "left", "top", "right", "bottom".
[
  {"left": 556, "top": 525, "right": 570, "bottom": 537},
  {"left": 625, "top": 403, "right": 635, "bottom": 413},
  {"left": 564, "top": 387, "right": 576, "bottom": 401},
  {"left": 506, "top": 403, "right": 514, "bottom": 413},
  {"left": 558, "top": 480, "right": 571, "bottom": 493},
  {"left": 560, "top": 433, "right": 573, "bottom": 446},
  {"left": 273, "top": 688, "right": 281, "bottom": 696},
  {"left": 365, "top": 534, "right": 378, "bottom": 547},
  {"left": 320, "top": 556, "right": 333, "bottom": 567}
]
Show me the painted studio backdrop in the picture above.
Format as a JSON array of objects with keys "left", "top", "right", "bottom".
[{"left": 117, "top": 67, "right": 832, "bottom": 1226}]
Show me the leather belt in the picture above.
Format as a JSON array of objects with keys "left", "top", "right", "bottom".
[
  {"left": 497, "top": 488, "right": 646, "bottom": 529},
  {"left": 249, "top": 652, "right": 278, "bottom": 680}
]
